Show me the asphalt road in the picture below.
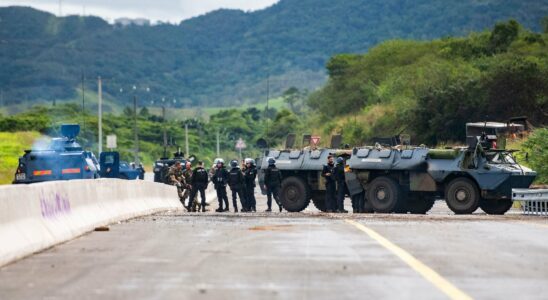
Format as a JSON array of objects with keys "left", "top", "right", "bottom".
[{"left": 1, "top": 191, "right": 548, "bottom": 300}]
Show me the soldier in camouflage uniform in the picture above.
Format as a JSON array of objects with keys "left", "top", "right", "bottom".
[
  {"left": 182, "top": 161, "right": 196, "bottom": 209},
  {"left": 168, "top": 161, "right": 186, "bottom": 206}
]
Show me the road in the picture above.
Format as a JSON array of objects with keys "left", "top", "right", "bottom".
[{"left": 1, "top": 192, "right": 548, "bottom": 300}]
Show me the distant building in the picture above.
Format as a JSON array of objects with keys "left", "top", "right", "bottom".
[{"left": 114, "top": 18, "right": 150, "bottom": 27}]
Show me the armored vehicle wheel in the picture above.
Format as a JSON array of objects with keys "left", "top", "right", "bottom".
[
  {"left": 311, "top": 192, "right": 327, "bottom": 212},
  {"left": 367, "top": 177, "right": 403, "bottom": 213},
  {"left": 445, "top": 178, "right": 480, "bottom": 214},
  {"left": 280, "top": 176, "right": 310, "bottom": 212},
  {"left": 480, "top": 198, "right": 513, "bottom": 215},
  {"left": 407, "top": 193, "right": 435, "bottom": 214}
]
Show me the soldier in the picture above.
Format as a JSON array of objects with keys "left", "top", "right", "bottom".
[
  {"left": 167, "top": 161, "right": 186, "bottom": 206},
  {"left": 244, "top": 158, "right": 257, "bottom": 212},
  {"left": 228, "top": 160, "right": 246, "bottom": 213},
  {"left": 321, "top": 155, "right": 337, "bottom": 213},
  {"left": 334, "top": 156, "right": 348, "bottom": 213},
  {"left": 182, "top": 161, "right": 196, "bottom": 210},
  {"left": 264, "top": 157, "right": 283, "bottom": 212},
  {"left": 212, "top": 159, "right": 230, "bottom": 212},
  {"left": 188, "top": 161, "right": 209, "bottom": 212}
]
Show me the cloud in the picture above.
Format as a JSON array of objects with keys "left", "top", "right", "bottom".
[{"left": 0, "top": 0, "right": 279, "bottom": 23}]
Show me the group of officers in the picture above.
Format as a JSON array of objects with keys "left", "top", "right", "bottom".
[
  {"left": 167, "top": 154, "right": 356, "bottom": 214},
  {"left": 167, "top": 157, "right": 284, "bottom": 213}
]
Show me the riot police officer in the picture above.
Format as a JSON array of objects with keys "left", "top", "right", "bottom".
[
  {"left": 321, "top": 155, "right": 337, "bottom": 213},
  {"left": 167, "top": 161, "right": 186, "bottom": 206},
  {"left": 334, "top": 156, "right": 348, "bottom": 213},
  {"left": 264, "top": 157, "right": 283, "bottom": 212},
  {"left": 228, "top": 160, "right": 246, "bottom": 213},
  {"left": 244, "top": 158, "right": 257, "bottom": 212},
  {"left": 188, "top": 161, "right": 209, "bottom": 212},
  {"left": 212, "top": 159, "right": 230, "bottom": 212}
]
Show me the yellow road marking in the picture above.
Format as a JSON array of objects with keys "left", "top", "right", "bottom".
[{"left": 345, "top": 219, "right": 473, "bottom": 300}]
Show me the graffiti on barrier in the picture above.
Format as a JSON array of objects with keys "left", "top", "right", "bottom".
[{"left": 40, "top": 191, "right": 71, "bottom": 219}]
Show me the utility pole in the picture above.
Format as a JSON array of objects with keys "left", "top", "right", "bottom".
[
  {"left": 265, "top": 73, "right": 270, "bottom": 139},
  {"left": 162, "top": 106, "right": 167, "bottom": 158},
  {"left": 81, "top": 70, "right": 85, "bottom": 138},
  {"left": 185, "top": 123, "right": 189, "bottom": 156},
  {"left": 97, "top": 77, "right": 103, "bottom": 154},
  {"left": 216, "top": 130, "right": 220, "bottom": 157},
  {"left": 133, "top": 95, "right": 139, "bottom": 164}
]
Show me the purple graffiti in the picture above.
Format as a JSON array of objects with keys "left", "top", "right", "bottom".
[{"left": 40, "top": 191, "right": 71, "bottom": 219}]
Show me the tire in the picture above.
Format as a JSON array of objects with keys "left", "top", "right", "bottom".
[
  {"left": 480, "top": 199, "right": 513, "bottom": 215},
  {"left": 367, "top": 176, "right": 403, "bottom": 213},
  {"left": 311, "top": 192, "right": 327, "bottom": 212},
  {"left": 119, "top": 174, "right": 129, "bottom": 180},
  {"left": 445, "top": 178, "right": 480, "bottom": 214},
  {"left": 406, "top": 193, "right": 435, "bottom": 214},
  {"left": 280, "top": 176, "right": 311, "bottom": 212}
]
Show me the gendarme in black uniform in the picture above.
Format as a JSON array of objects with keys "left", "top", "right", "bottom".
[
  {"left": 334, "top": 158, "right": 348, "bottom": 213},
  {"left": 244, "top": 161, "right": 257, "bottom": 212},
  {"left": 264, "top": 159, "right": 283, "bottom": 212},
  {"left": 228, "top": 161, "right": 246, "bottom": 213},
  {"left": 321, "top": 158, "right": 336, "bottom": 212},
  {"left": 212, "top": 163, "right": 230, "bottom": 212}
]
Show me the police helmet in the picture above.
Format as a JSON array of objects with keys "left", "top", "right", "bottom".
[
  {"left": 230, "top": 160, "right": 238, "bottom": 168},
  {"left": 336, "top": 157, "right": 344, "bottom": 164},
  {"left": 213, "top": 158, "right": 221, "bottom": 164},
  {"left": 245, "top": 158, "right": 255, "bottom": 166},
  {"left": 217, "top": 158, "right": 225, "bottom": 165},
  {"left": 268, "top": 157, "right": 276, "bottom": 166}
]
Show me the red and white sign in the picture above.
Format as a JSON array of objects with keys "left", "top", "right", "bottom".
[
  {"left": 311, "top": 136, "right": 321, "bottom": 146},
  {"left": 235, "top": 138, "right": 247, "bottom": 150}
]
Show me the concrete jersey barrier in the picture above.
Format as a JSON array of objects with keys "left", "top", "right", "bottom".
[{"left": 0, "top": 179, "right": 180, "bottom": 267}]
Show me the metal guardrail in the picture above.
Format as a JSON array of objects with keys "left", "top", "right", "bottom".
[{"left": 512, "top": 189, "right": 548, "bottom": 216}]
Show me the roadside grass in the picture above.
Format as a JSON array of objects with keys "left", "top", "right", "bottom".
[{"left": 0, "top": 131, "right": 41, "bottom": 185}]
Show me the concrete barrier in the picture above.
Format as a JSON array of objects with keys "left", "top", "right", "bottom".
[{"left": 0, "top": 179, "right": 180, "bottom": 267}]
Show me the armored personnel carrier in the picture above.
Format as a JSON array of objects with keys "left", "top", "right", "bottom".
[
  {"left": 347, "top": 135, "right": 537, "bottom": 215},
  {"left": 13, "top": 124, "right": 99, "bottom": 184}
]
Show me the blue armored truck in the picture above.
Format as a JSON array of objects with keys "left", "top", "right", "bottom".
[{"left": 13, "top": 124, "right": 99, "bottom": 184}]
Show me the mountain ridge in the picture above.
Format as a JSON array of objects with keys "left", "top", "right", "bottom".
[{"left": 0, "top": 1, "right": 546, "bottom": 111}]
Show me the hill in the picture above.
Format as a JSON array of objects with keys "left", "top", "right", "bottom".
[{"left": 1, "top": 0, "right": 547, "bottom": 111}]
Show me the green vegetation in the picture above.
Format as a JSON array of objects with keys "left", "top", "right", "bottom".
[
  {"left": 0, "top": 131, "right": 41, "bottom": 184},
  {"left": 308, "top": 19, "right": 547, "bottom": 147},
  {"left": 0, "top": 102, "right": 292, "bottom": 169},
  {"left": 510, "top": 129, "right": 548, "bottom": 184},
  {"left": 1, "top": 1, "right": 547, "bottom": 109}
]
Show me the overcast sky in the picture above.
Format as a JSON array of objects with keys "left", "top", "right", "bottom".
[{"left": 0, "top": 0, "right": 280, "bottom": 23}]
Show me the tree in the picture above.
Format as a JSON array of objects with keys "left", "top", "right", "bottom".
[{"left": 488, "top": 20, "right": 520, "bottom": 54}]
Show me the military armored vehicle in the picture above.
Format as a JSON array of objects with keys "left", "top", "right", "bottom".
[
  {"left": 258, "top": 134, "right": 351, "bottom": 212},
  {"left": 347, "top": 134, "right": 537, "bottom": 215},
  {"left": 13, "top": 124, "right": 99, "bottom": 184}
]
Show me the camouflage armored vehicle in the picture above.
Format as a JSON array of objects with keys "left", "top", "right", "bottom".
[
  {"left": 347, "top": 135, "right": 537, "bottom": 215},
  {"left": 258, "top": 135, "right": 351, "bottom": 212}
]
